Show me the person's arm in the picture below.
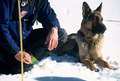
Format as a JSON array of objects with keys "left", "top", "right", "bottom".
[
  {"left": 37, "top": 0, "right": 60, "bottom": 50},
  {"left": 0, "top": 0, "right": 32, "bottom": 64},
  {"left": 0, "top": 0, "right": 20, "bottom": 56},
  {"left": 37, "top": 0, "right": 60, "bottom": 31}
]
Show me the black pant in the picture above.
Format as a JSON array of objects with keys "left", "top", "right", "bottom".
[{"left": 0, "top": 28, "right": 68, "bottom": 74}]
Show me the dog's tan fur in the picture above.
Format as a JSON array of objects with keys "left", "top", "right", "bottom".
[{"left": 53, "top": 2, "right": 116, "bottom": 72}]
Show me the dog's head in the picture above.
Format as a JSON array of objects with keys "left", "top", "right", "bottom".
[{"left": 81, "top": 2, "right": 107, "bottom": 37}]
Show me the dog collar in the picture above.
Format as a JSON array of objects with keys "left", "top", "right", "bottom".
[{"left": 80, "top": 31, "right": 93, "bottom": 39}]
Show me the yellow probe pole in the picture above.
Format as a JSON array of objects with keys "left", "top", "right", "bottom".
[{"left": 17, "top": 0, "right": 24, "bottom": 81}]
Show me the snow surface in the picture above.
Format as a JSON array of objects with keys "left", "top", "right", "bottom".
[{"left": 0, "top": 0, "right": 120, "bottom": 81}]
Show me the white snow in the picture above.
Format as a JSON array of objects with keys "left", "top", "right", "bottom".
[{"left": 0, "top": 0, "right": 120, "bottom": 81}]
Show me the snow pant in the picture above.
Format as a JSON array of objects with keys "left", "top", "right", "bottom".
[{"left": 0, "top": 28, "right": 68, "bottom": 74}]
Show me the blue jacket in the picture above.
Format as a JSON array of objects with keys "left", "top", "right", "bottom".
[{"left": 0, "top": 0, "right": 60, "bottom": 56}]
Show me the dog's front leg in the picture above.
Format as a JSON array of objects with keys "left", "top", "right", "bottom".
[
  {"left": 95, "top": 57, "right": 116, "bottom": 70},
  {"left": 80, "top": 53, "right": 100, "bottom": 72},
  {"left": 78, "top": 42, "right": 99, "bottom": 72}
]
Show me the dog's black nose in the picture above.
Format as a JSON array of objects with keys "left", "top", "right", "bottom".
[{"left": 101, "top": 24, "right": 107, "bottom": 33}]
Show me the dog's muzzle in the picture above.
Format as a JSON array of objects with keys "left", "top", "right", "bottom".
[{"left": 92, "top": 23, "right": 107, "bottom": 34}]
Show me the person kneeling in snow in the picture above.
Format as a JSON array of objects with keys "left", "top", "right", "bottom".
[{"left": 0, "top": 0, "right": 67, "bottom": 74}]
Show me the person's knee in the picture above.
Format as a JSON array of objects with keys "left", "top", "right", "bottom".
[{"left": 58, "top": 28, "right": 68, "bottom": 44}]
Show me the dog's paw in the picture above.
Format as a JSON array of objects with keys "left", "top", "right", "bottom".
[
  {"left": 94, "top": 68, "right": 100, "bottom": 72},
  {"left": 90, "top": 67, "right": 100, "bottom": 72},
  {"left": 111, "top": 67, "right": 118, "bottom": 70}
]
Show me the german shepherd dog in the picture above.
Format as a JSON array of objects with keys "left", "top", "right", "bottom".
[{"left": 53, "top": 2, "right": 116, "bottom": 72}]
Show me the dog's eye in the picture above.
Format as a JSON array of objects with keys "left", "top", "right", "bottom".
[
  {"left": 90, "top": 16, "right": 96, "bottom": 21},
  {"left": 88, "top": 15, "right": 98, "bottom": 22},
  {"left": 92, "top": 16, "right": 99, "bottom": 22},
  {"left": 92, "top": 17, "right": 96, "bottom": 21}
]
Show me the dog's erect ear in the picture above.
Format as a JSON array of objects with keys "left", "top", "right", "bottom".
[
  {"left": 82, "top": 2, "right": 91, "bottom": 18},
  {"left": 95, "top": 2, "right": 102, "bottom": 13}
]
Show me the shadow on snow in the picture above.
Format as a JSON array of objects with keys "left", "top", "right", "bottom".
[{"left": 35, "top": 76, "right": 86, "bottom": 81}]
